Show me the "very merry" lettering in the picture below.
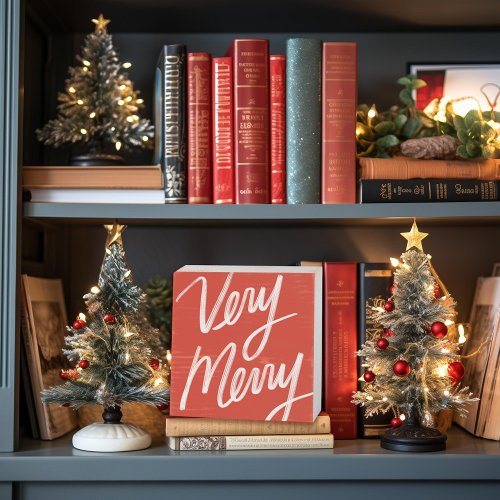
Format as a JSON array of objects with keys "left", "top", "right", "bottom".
[{"left": 175, "top": 273, "right": 312, "bottom": 420}]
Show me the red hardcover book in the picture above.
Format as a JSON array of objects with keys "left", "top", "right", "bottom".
[
  {"left": 212, "top": 57, "right": 234, "bottom": 204},
  {"left": 188, "top": 52, "right": 212, "bottom": 204},
  {"left": 227, "top": 39, "right": 270, "bottom": 204},
  {"left": 323, "top": 262, "right": 358, "bottom": 439},
  {"left": 322, "top": 43, "right": 357, "bottom": 204},
  {"left": 270, "top": 55, "right": 286, "bottom": 204}
]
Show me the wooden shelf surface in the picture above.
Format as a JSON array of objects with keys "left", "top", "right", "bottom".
[{"left": 1, "top": 426, "right": 499, "bottom": 482}]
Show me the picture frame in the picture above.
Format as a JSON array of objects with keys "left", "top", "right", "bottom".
[
  {"left": 21, "top": 275, "right": 78, "bottom": 440},
  {"left": 408, "top": 63, "right": 500, "bottom": 113}
]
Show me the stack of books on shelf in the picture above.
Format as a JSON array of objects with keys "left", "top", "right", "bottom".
[
  {"left": 359, "top": 157, "right": 500, "bottom": 203},
  {"left": 166, "top": 414, "right": 333, "bottom": 450},
  {"left": 22, "top": 164, "right": 164, "bottom": 203}
]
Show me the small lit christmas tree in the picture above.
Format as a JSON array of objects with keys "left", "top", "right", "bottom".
[
  {"left": 36, "top": 14, "right": 153, "bottom": 163},
  {"left": 42, "top": 224, "right": 169, "bottom": 452},
  {"left": 352, "top": 220, "right": 477, "bottom": 452}
]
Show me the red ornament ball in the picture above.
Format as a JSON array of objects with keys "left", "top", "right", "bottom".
[
  {"left": 384, "top": 300, "right": 395, "bottom": 312},
  {"left": 103, "top": 313, "right": 116, "bottom": 325},
  {"left": 393, "top": 360, "right": 411, "bottom": 377},
  {"left": 384, "top": 329, "right": 395, "bottom": 337},
  {"left": 363, "top": 370, "right": 376, "bottom": 383},
  {"left": 376, "top": 338, "right": 390, "bottom": 350},
  {"left": 389, "top": 284, "right": 397, "bottom": 295},
  {"left": 434, "top": 284, "right": 441, "bottom": 299},
  {"left": 79, "top": 359, "right": 90, "bottom": 369},
  {"left": 59, "top": 369, "right": 69, "bottom": 380},
  {"left": 156, "top": 403, "right": 169, "bottom": 411},
  {"left": 448, "top": 361, "right": 465, "bottom": 381},
  {"left": 149, "top": 358, "right": 160, "bottom": 370},
  {"left": 431, "top": 321, "right": 448, "bottom": 338},
  {"left": 72, "top": 319, "right": 86, "bottom": 330},
  {"left": 391, "top": 417, "right": 403, "bottom": 428}
]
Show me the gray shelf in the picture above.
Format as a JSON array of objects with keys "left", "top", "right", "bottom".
[
  {"left": 22, "top": 202, "right": 500, "bottom": 225},
  {"left": 1, "top": 427, "right": 499, "bottom": 482}
]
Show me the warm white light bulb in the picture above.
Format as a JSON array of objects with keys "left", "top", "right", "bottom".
[
  {"left": 136, "top": 98, "right": 144, "bottom": 104},
  {"left": 89, "top": 112, "right": 96, "bottom": 118},
  {"left": 77, "top": 99, "right": 84, "bottom": 105},
  {"left": 444, "top": 319, "right": 454, "bottom": 326},
  {"left": 83, "top": 60, "right": 90, "bottom": 66},
  {"left": 125, "top": 96, "right": 133, "bottom": 102},
  {"left": 142, "top": 136, "right": 149, "bottom": 142},
  {"left": 437, "top": 365, "right": 448, "bottom": 377},
  {"left": 166, "top": 351, "right": 172, "bottom": 363},
  {"left": 366, "top": 395, "right": 374, "bottom": 401},
  {"left": 83, "top": 67, "right": 88, "bottom": 72},
  {"left": 78, "top": 313, "right": 86, "bottom": 321},
  {"left": 124, "top": 332, "right": 135, "bottom": 338},
  {"left": 80, "top": 128, "right": 87, "bottom": 134},
  {"left": 122, "top": 62, "right": 132, "bottom": 68},
  {"left": 458, "top": 324, "right": 467, "bottom": 344},
  {"left": 444, "top": 390, "right": 450, "bottom": 396},
  {"left": 90, "top": 286, "right": 100, "bottom": 294},
  {"left": 115, "top": 141, "right": 122, "bottom": 151},
  {"left": 154, "top": 377, "right": 164, "bottom": 387},
  {"left": 399, "top": 414, "right": 406, "bottom": 421},
  {"left": 118, "top": 99, "right": 125, "bottom": 106},
  {"left": 126, "top": 116, "right": 134, "bottom": 122},
  {"left": 367, "top": 105, "right": 377, "bottom": 118},
  {"left": 69, "top": 86, "right": 76, "bottom": 93},
  {"left": 390, "top": 257, "right": 400, "bottom": 267},
  {"left": 119, "top": 84, "right": 127, "bottom": 90},
  {"left": 124, "top": 270, "right": 131, "bottom": 278},
  {"left": 382, "top": 397, "right": 388, "bottom": 402}
]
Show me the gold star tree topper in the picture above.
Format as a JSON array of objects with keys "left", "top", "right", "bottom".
[
  {"left": 401, "top": 219, "right": 428, "bottom": 251},
  {"left": 104, "top": 223, "right": 127, "bottom": 248},
  {"left": 92, "top": 14, "right": 111, "bottom": 33}
]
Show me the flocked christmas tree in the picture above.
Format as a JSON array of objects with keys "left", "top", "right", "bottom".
[
  {"left": 42, "top": 224, "right": 169, "bottom": 425},
  {"left": 352, "top": 220, "right": 477, "bottom": 451},
  {"left": 36, "top": 14, "right": 153, "bottom": 158}
]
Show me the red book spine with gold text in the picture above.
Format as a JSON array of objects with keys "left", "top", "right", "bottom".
[
  {"left": 212, "top": 57, "right": 234, "bottom": 204},
  {"left": 188, "top": 52, "right": 212, "bottom": 203},
  {"left": 227, "top": 39, "right": 269, "bottom": 204},
  {"left": 323, "top": 262, "right": 358, "bottom": 439},
  {"left": 322, "top": 43, "right": 357, "bottom": 203},
  {"left": 270, "top": 55, "right": 286, "bottom": 204}
]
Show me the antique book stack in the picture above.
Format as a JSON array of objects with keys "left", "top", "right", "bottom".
[
  {"left": 359, "top": 157, "right": 500, "bottom": 203},
  {"left": 22, "top": 165, "right": 164, "bottom": 203}
]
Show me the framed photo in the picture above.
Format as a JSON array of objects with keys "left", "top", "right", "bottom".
[
  {"left": 21, "top": 275, "right": 78, "bottom": 440},
  {"left": 409, "top": 63, "right": 500, "bottom": 113}
]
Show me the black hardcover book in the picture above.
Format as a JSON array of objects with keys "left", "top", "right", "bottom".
[
  {"left": 358, "top": 263, "right": 393, "bottom": 438},
  {"left": 360, "top": 179, "right": 498, "bottom": 203},
  {"left": 154, "top": 45, "right": 187, "bottom": 203}
]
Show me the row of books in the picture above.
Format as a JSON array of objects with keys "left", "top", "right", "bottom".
[{"left": 154, "top": 38, "right": 357, "bottom": 205}]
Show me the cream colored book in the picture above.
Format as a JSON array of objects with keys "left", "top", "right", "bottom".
[
  {"left": 168, "top": 433, "right": 334, "bottom": 451},
  {"left": 166, "top": 413, "right": 331, "bottom": 437}
]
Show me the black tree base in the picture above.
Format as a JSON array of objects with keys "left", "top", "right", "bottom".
[
  {"left": 380, "top": 424, "right": 447, "bottom": 452},
  {"left": 71, "top": 153, "right": 125, "bottom": 166}
]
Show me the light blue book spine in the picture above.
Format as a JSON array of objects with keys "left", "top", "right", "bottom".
[{"left": 286, "top": 38, "right": 322, "bottom": 204}]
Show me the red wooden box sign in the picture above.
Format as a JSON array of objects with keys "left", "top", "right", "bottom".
[{"left": 170, "top": 266, "right": 322, "bottom": 422}]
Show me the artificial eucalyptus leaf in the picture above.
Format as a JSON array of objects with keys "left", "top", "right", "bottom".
[
  {"left": 376, "top": 134, "right": 399, "bottom": 148},
  {"left": 456, "top": 144, "right": 468, "bottom": 158},
  {"left": 401, "top": 117, "right": 421, "bottom": 139},
  {"left": 480, "top": 122, "right": 496, "bottom": 141},
  {"left": 464, "top": 109, "right": 482, "bottom": 129},
  {"left": 457, "top": 129, "right": 469, "bottom": 143},
  {"left": 394, "top": 114, "right": 408, "bottom": 132},
  {"left": 413, "top": 79, "right": 427, "bottom": 89},
  {"left": 470, "top": 122, "right": 482, "bottom": 138},
  {"left": 374, "top": 121, "right": 396, "bottom": 135},
  {"left": 466, "top": 140, "right": 481, "bottom": 157},
  {"left": 453, "top": 115, "right": 466, "bottom": 131},
  {"left": 397, "top": 76, "right": 412, "bottom": 86},
  {"left": 399, "top": 88, "right": 413, "bottom": 106}
]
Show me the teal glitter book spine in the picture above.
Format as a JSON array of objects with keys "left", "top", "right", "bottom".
[{"left": 286, "top": 38, "right": 322, "bottom": 204}]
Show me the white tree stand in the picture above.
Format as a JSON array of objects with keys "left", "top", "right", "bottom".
[{"left": 72, "top": 422, "right": 152, "bottom": 452}]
